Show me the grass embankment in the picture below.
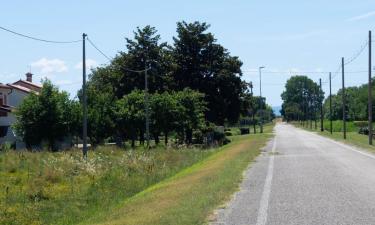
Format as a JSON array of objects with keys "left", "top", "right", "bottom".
[
  {"left": 81, "top": 124, "right": 274, "bottom": 225},
  {"left": 0, "top": 147, "right": 215, "bottom": 225},
  {"left": 0, "top": 123, "right": 274, "bottom": 225},
  {"left": 291, "top": 121, "right": 375, "bottom": 153}
]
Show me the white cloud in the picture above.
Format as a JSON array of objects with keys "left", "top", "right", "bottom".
[
  {"left": 347, "top": 11, "right": 375, "bottom": 22},
  {"left": 75, "top": 59, "right": 98, "bottom": 70},
  {"left": 30, "top": 58, "right": 68, "bottom": 75}
]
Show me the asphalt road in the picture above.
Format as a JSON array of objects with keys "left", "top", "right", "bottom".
[{"left": 213, "top": 123, "right": 375, "bottom": 225}]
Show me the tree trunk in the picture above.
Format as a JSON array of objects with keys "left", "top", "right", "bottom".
[
  {"left": 164, "top": 132, "right": 168, "bottom": 146},
  {"left": 185, "top": 129, "right": 193, "bottom": 144},
  {"left": 154, "top": 133, "right": 160, "bottom": 145},
  {"left": 131, "top": 138, "right": 135, "bottom": 148},
  {"left": 139, "top": 130, "right": 145, "bottom": 146}
]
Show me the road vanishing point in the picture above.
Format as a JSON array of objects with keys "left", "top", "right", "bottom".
[{"left": 213, "top": 123, "right": 375, "bottom": 225}]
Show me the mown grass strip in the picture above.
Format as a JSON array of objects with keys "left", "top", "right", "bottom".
[
  {"left": 291, "top": 122, "right": 375, "bottom": 153},
  {"left": 82, "top": 126, "right": 274, "bottom": 225}
]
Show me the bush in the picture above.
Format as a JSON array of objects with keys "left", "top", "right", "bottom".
[
  {"left": 0, "top": 142, "right": 12, "bottom": 152},
  {"left": 224, "top": 131, "right": 233, "bottom": 136},
  {"left": 240, "top": 128, "right": 250, "bottom": 135}
]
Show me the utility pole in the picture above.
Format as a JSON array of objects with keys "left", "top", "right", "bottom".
[
  {"left": 82, "top": 33, "right": 88, "bottom": 159},
  {"left": 259, "top": 66, "right": 265, "bottom": 133},
  {"left": 342, "top": 57, "right": 347, "bottom": 139},
  {"left": 329, "top": 72, "right": 333, "bottom": 134},
  {"left": 369, "top": 30, "right": 373, "bottom": 145},
  {"left": 250, "top": 82, "right": 256, "bottom": 134},
  {"left": 320, "top": 78, "right": 323, "bottom": 131},
  {"left": 145, "top": 64, "right": 150, "bottom": 148}
]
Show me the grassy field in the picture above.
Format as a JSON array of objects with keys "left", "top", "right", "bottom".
[
  {"left": 291, "top": 121, "right": 375, "bottom": 153},
  {"left": 81, "top": 123, "right": 274, "bottom": 225},
  {"left": 0, "top": 146, "right": 215, "bottom": 225},
  {"left": 0, "top": 123, "right": 274, "bottom": 225}
]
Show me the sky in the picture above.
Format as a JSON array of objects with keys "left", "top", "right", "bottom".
[{"left": 1, "top": 0, "right": 375, "bottom": 107}]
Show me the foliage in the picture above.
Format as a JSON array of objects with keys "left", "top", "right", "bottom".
[
  {"left": 281, "top": 76, "right": 324, "bottom": 121},
  {"left": 115, "top": 89, "right": 206, "bottom": 146},
  {"left": 14, "top": 80, "right": 80, "bottom": 151},
  {"left": 172, "top": 21, "right": 244, "bottom": 125},
  {"left": 323, "top": 80, "right": 374, "bottom": 121}
]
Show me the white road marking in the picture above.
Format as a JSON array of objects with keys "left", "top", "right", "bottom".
[
  {"left": 298, "top": 127, "right": 375, "bottom": 160},
  {"left": 256, "top": 137, "right": 277, "bottom": 225}
]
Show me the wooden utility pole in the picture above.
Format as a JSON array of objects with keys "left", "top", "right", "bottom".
[
  {"left": 145, "top": 64, "right": 150, "bottom": 147},
  {"left": 320, "top": 78, "right": 324, "bottom": 131},
  {"left": 369, "top": 30, "right": 373, "bottom": 145},
  {"left": 82, "top": 33, "right": 88, "bottom": 159},
  {"left": 329, "top": 72, "right": 333, "bottom": 134},
  {"left": 342, "top": 57, "right": 347, "bottom": 139},
  {"left": 250, "top": 83, "right": 256, "bottom": 134}
]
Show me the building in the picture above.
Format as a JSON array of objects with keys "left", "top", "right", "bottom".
[{"left": 0, "top": 72, "right": 42, "bottom": 148}]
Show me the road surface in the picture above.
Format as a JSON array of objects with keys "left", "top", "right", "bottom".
[{"left": 213, "top": 123, "right": 375, "bottom": 225}]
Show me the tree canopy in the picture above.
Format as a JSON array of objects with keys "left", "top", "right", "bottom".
[
  {"left": 14, "top": 80, "right": 80, "bottom": 151},
  {"left": 281, "top": 76, "right": 324, "bottom": 121}
]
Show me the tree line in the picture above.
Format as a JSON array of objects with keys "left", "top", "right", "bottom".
[
  {"left": 322, "top": 79, "right": 375, "bottom": 121},
  {"left": 281, "top": 75, "right": 375, "bottom": 125},
  {"left": 281, "top": 76, "right": 324, "bottom": 122},
  {"left": 14, "top": 21, "right": 274, "bottom": 150}
]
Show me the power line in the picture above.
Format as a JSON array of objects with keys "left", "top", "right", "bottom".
[
  {"left": 87, "top": 37, "right": 112, "bottom": 61},
  {"left": 0, "top": 25, "right": 81, "bottom": 44},
  {"left": 344, "top": 40, "right": 368, "bottom": 66},
  {"left": 243, "top": 70, "right": 367, "bottom": 74},
  {"left": 87, "top": 36, "right": 150, "bottom": 73}
]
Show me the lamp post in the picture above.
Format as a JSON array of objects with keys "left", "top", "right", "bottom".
[{"left": 259, "top": 66, "right": 265, "bottom": 133}]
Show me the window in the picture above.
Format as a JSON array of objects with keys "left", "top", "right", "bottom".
[
  {"left": 0, "top": 126, "right": 8, "bottom": 138},
  {"left": 0, "top": 94, "right": 7, "bottom": 116}
]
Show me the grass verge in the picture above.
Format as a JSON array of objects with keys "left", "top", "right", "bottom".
[
  {"left": 81, "top": 124, "right": 274, "bottom": 225},
  {"left": 290, "top": 122, "right": 375, "bottom": 154}
]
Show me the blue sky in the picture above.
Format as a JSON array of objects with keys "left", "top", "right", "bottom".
[{"left": 1, "top": 0, "right": 375, "bottom": 106}]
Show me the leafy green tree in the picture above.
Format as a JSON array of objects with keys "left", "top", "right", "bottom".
[
  {"left": 323, "top": 84, "right": 370, "bottom": 121},
  {"left": 281, "top": 76, "right": 324, "bottom": 122},
  {"left": 172, "top": 21, "right": 243, "bottom": 125},
  {"left": 150, "top": 92, "right": 178, "bottom": 145},
  {"left": 174, "top": 89, "right": 206, "bottom": 144},
  {"left": 14, "top": 80, "right": 79, "bottom": 151},
  {"left": 85, "top": 85, "right": 116, "bottom": 146},
  {"left": 115, "top": 90, "right": 146, "bottom": 148}
]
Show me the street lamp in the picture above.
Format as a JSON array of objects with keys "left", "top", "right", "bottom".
[{"left": 259, "top": 66, "right": 265, "bottom": 133}]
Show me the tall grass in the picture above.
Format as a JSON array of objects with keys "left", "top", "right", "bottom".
[
  {"left": 0, "top": 146, "right": 215, "bottom": 225},
  {"left": 322, "top": 120, "right": 358, "bottom": 132}
]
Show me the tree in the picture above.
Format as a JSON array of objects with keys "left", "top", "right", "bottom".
[
  {"left": 172, "top": 21, "right": 243, "bottom": 125},
  {"left": 115, "top": 90, "right": 145, "bottom": 148},
  {"left": 323, "top": 81, "right": 372, "bottom": 121},
  {"left": 281, "top": 76, "right": 324, "bottom": 122},
  {"left": 174, "top": 89, "right": 206, "bottom": 144},
  {"left": 150, "top": 92, "right": 178, "bottom": 145},
  {"left": 14, "top": 80, "right": 80, "bottom": 151},
  {"left": 85, "top": 85, "right": 116, "bottom": 146}
]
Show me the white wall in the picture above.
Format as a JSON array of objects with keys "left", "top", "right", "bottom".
[{"left": 8, "top": 89, "right": 29, "bottom": 107}]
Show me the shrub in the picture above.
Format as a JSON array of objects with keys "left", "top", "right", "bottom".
[
  {"left": 224, "top": 131, "right": 233, "bottom": 136},
  {"left": 240, "top": 128, "right": 250, "bottom": 135}
]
